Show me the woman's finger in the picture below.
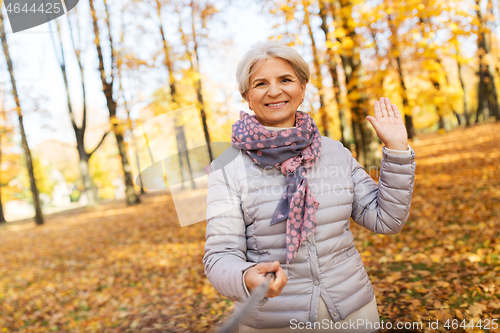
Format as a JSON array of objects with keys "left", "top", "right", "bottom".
[
  {"left": 374, "top": 101, "right": 383, "bottom": 119},
  {"left": 267, "top": 267, "right": 288, "bottom": 298},
  {"left": 268, "top": 269, "right": 284, "bottom": 293},
  {"left": 384, "top": 98, "right": 395, "bottom": 118},
  {"left": 380, "top": 97, "right": 388, "bottom": 117},
  {"left": 392, "top": 104, "right": 402, "bottom": 119},
  {"left": 256, "top": 261, "right": 277, "bottom": 274}
]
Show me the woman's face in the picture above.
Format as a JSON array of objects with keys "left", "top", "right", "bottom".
[{"left": 246, "top": 57, "right": 306, "bottom": 128}]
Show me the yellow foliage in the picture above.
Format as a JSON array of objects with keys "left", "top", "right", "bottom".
[
  {"left": 334, "top": 27, "right": 347, "bottom": 39},
  {"left": 341, "top": 36, "right": 355, "bottom": 50}
]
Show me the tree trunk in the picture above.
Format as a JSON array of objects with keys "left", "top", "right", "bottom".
[
  {"left": 388, "top": 12, "right": 416, "bottom": 140},
  {"left": 156, "top": 0, "right": 177, "bottom": 105},
  {"left": 194, "top": 72, "right": 214, "bottom": 162},
  {"left": 432, "top": 80, "right": 446, "bottom": 131},
  {"left": 303, "top": 0, "right": 329, "bottom": 136},
  {"left": 78, "top": 150, "right": 99, "bottom": 206},
  {"left": 396, "top": 56, "right": 416, "bottom": 139},
  {"left": 436, "top": 57, "right": 461, "bottom": 128},
  {"left": 360, "top": 119, "right": 380, "bottom": 170},
  {"left": 337, "top": 0, "right": 379, "bottom": 168},
  {"left": 455, "top": 45, "right": 470, "bottom": 126},
  {"left": 175, "top": 124, "right": 196, "bottom": 190},
  {"left": 351, "top": 116, "right": 364, "bottom": 165},
  {"left": 115, "top": 132, "right": 141, "bottom": 204},
  {"left": 156, "top": 0, "right": 195, "bottom": 184},
  {"left": 484, "top": 45, "right": 500, "bottom": 120},
  {"left": 453, "top": 111, "right": 462, "bottom": 125},
  {"left": 474, "top": 0, "right": 498, "bottom": 122},
  {"left": 0, "top": 136, "right": 6, "bottom": 223},
  {"left": 0, "top": 11, "right": 44, "bottom": 225},
  {"left": 0, "top": 195, "right": 5, "bottom": 223},
  {"left": 484, "top": 0, "right": 499, "bottom": 120},
  {"left": 89, "top": 0, "right": 139, "bottom": 205},
  {"left": 52, "top": 19, "right": 102, "bottom": 207},
  {"left": 476, "top": 49, "right": 487, "bottom": 123},
  {"left": 333, "top": 59, "right": 350, "bottom": 148},
  {"left": 19, "top": 120, "right": 44, "bottom": 223},
  {"left": 438, "top": 114, "right": 445, "bottom": 130},
  {"left": 116, "top": 14, "right": 145, "bottom": 195},
  {"left": 404, "top": 114, "right": 416, "bottom": 138},
  {"left": 134, "top": 145, "right": 145, "bottom": 194},
  {"left": 189, "top": 5, "right": 214, "bottom": 162},
  {"left": 318, "top": 0, "right": 350, "bottom": 147}
]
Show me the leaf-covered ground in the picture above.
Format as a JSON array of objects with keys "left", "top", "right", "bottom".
[{"left": 1, "top": 122, "right": 499, "bottom": 333}]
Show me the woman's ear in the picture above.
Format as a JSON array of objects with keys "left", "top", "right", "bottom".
[
  {"left": 300, "top": 82, "right": 307, "bottom": 94},
  {"left": 243, "top": 93, "right": 252, "bottom": 110}
]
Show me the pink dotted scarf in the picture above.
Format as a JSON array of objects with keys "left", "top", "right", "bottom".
[{"left": 231, "top": 111, "right": 322, "bottom": 264}]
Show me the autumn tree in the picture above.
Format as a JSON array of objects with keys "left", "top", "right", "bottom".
[
  {"left": 115, "top": 3, "right": 146, "bottom": 194},
  {"left": 361, "top": 0, "right": 453, "bottom": 138},
  {"left": 384, "top": 0, "right": 459, "bottom": 131},
  {"left": 318, "top": 0, "right": 350, "bottom": 147},
  {"left": 177, "top": 0, "right": 217, "bottom": 162},
  {"left": 49, "top": 15, "right": 107, "bottom": 207},
  {"left": 0, "top": 130, "right": 5, "bottom": 223},
  {"left": 449, "top": 27, "right": 471, "bottom": 126},
  {"left": 0, "top": 95, "right": 23, "bottom": 219},
  {"left": 400, "top": 0, "right": 477, "bottom": 128},
  {"left": 89, "top": 0, "right": 140, "bottom": 205},
  {"left": 334, "top": 0, "right": 380, "bottom": 167},
  {"left": 474, "top": 0, "right": 499, "bottom": 122},
  {"left": 151, "top": 0, "right": 195, "bottom": 189},
  {"left": 0, "top": 9, "right": 44, "bottom": 225},
  {"left": 0, "top": 89, "right": 9, "bottom": 223},
  {"left": 387, "top": 7, "right": 415, "bottom": 139},
  {"left": 302, "top": 0, "right": 329, "bottom": 137}
]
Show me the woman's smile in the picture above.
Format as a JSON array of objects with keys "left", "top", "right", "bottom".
[{"left": 265, "top": 101, "right": 288, "bottom": 108}]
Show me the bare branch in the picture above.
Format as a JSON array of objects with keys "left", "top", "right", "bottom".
[{"left": 88, "top": 130, "right": 110, "bottom": 158}]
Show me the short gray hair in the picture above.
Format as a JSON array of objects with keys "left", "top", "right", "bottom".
[{"left": 236, "top": 41, "right": 310, "bottom": 100}]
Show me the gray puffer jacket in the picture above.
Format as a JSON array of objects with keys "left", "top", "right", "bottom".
[{"left": 203, "top": 137, "right": 416, "bottom": 329}]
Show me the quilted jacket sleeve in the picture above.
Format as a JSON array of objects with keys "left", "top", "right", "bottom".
[
  {"left": 348, "top": 145, "right": 416, "bottom": 234},
  {"left": 202, "top": 155, "right": 257, "bottom": 303}
]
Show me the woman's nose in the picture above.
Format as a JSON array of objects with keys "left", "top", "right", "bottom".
[{"left": 267, "top": 82, "right": 282, "bottom": 97}]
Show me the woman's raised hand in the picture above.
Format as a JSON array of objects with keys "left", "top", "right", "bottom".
[
  {"left": 366, "top": 97, "right": 409, "bottom": 151},
  {"left": 244, "top": 261, "right": 288, "bottom": 298}
]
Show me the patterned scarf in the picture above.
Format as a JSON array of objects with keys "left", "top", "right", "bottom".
[{"left": 231, "top": 111, "right": 322, "bottom": 264}]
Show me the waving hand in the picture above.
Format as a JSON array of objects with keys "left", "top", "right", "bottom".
[{"left": 366, "top": 97, "right": 409, "bottom": 151}]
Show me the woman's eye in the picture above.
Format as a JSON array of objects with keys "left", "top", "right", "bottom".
[
  {"left": 255, "top": 82, "right": 265, "bottom": 87},
  {"left": 282, "top": 78, "right": 292, "bottom": 83}
]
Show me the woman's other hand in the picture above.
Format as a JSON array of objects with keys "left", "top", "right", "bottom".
[
  {"left": 366, "top": 97, "right": 409, "bottom": 151},
  {"left": 244, "top": 261, "right": 288, "bottom": 298}
]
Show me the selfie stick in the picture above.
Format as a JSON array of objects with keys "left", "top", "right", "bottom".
[{"left": 217, "top": 272, "right": 276, "bottom": 333}]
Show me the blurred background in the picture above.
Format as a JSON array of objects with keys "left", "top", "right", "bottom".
[{"left": 0, "top": 0, "right": 499, "bottom": 332}]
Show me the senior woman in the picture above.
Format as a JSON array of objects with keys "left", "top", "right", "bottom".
[{"left": 203, "top": 41, "right": 415, "bottom": 332}]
